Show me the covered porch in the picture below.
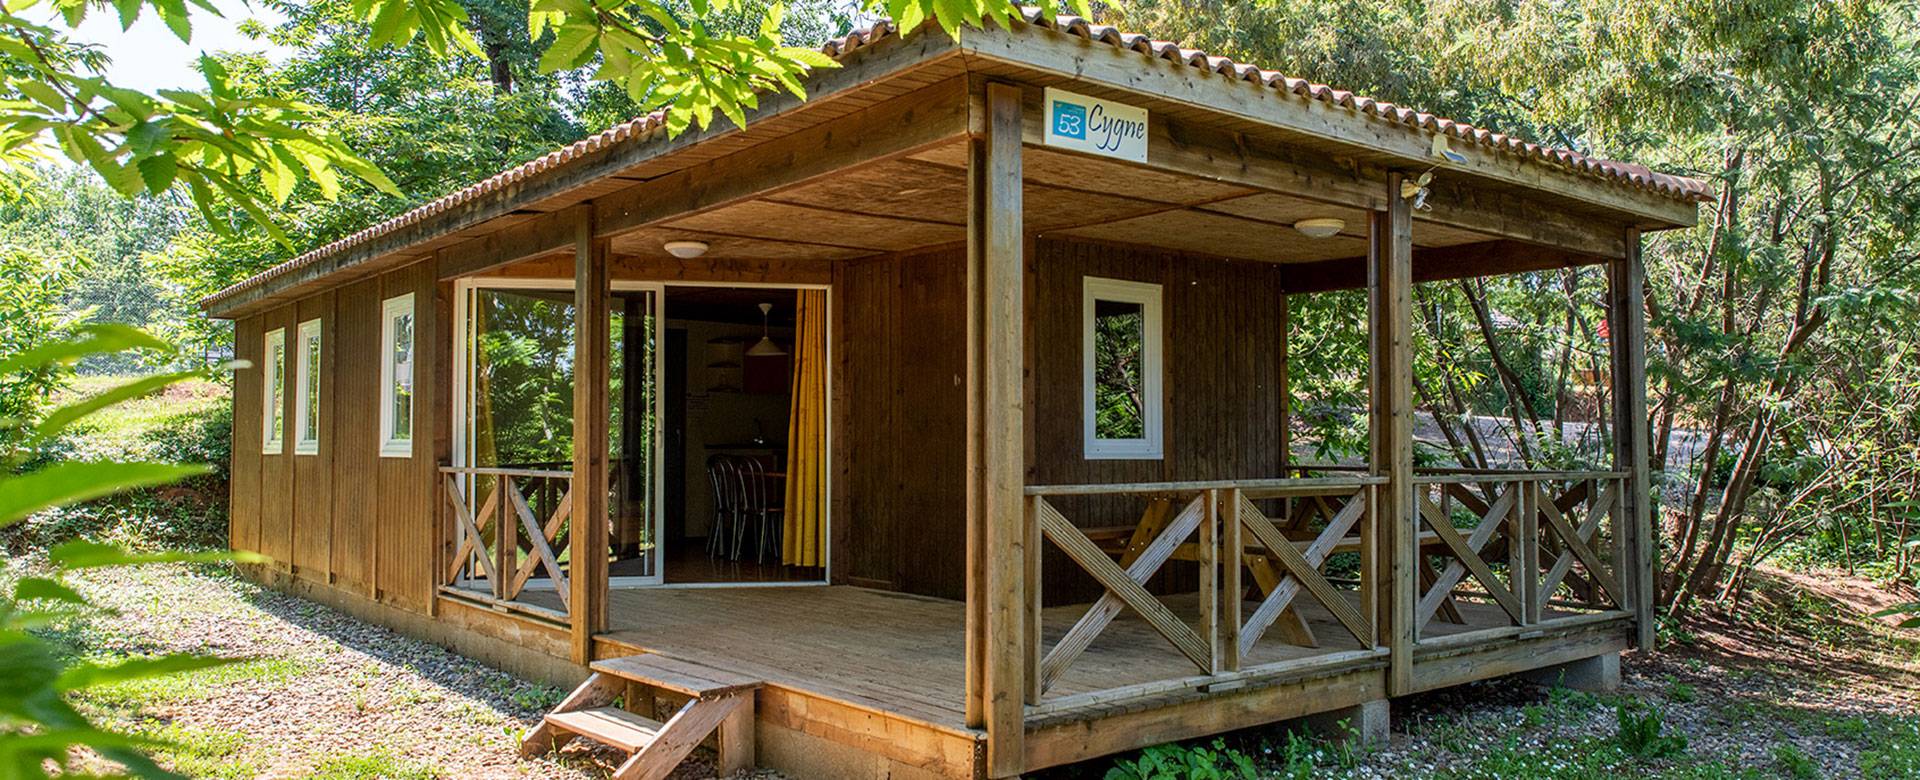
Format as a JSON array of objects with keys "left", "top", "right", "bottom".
[{"left": 403, "top": 15, "right": 1693, "bottom": 779}]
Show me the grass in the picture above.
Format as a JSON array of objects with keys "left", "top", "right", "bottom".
[
  {"left": 83, "top": 655, "right": 313, "bottom": 710},
  {"left": 307, "top": 752, "right": 446, "bottom": 780},
  {"left": 137, "top": 724, "right": 265, "bottom": 780}
]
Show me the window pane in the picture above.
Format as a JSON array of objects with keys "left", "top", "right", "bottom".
[
  {"left": 303, "top": 333, "right": 321, "bottom": 442},
  {"left": 270, "top": 342, "right": 285, "bottom": 441},
  {"left": 1093, "top": 298, "right": 1145, "bottom": 440},
  {"left": 470, "top": 290, "right": 575, "bottom": 467},
  {"left": 392, "top": 312, "right": 413, "bottom": 440}
]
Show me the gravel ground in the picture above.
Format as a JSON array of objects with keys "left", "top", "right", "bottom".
[
  {"left": 47, "top": 562, "right": 1920, "bottom": 780},
  {"left": 57, "top": 563, "right": 784, "bottom": 780}
]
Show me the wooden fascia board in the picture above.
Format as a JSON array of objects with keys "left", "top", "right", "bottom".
[
  {"left": 955, "top": 24, "right": 1699, "bottom": 231},
  {"left": 1281, "top": 239, "right": 1607, "bottom": 295},
  {"left": 977, "top": 78, "right": 1629, "bottom": 260},
  {"left": 204, "top": 28, "right": 965, "bottom": 319}
]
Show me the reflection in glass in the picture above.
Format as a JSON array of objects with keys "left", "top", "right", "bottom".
[{"left": 1093, "top": 298, "right": 1146, "bottom": 440}]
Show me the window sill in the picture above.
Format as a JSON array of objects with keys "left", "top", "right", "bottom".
[{"left": 379, "top": 441, "right": 413, "bottom": 458}]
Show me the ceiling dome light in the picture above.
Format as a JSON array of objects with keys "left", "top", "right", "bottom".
[
  {"left": 664, "top": 240, "right": 710, "bottom": 259},
  {"left": 1293, "top": 218, "right": 1346, "bottom": 239}
]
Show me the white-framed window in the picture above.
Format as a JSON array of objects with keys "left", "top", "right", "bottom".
[
  {"left": 1083, "top": 277, "right": 1163, "bottom": 460},
  {"left": 380, "top": 293, "right": 416, "bottom": 457},
  {"left": 262, "top": 327, "right": 286, "bottom": 454},
  {"left": 293, "top": 318, "right": 322, "bottom": 455}
]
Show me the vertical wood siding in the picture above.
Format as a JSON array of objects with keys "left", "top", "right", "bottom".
[
  {"left": 259, "top": 305, "right": 295, "bottom": 568},
  {"left": 331, "top": 278, "right": 379, "bottom": 594},
  {"left": 1026, "top": 238, "right": 1287, "bottom": 604},
  {"left": 833, "top": 238, "right": 1287, "bottom": 603},
  {"left": 374, "top": 261, "right": 439, "bottom": 611},
  {"left": 292, "top": 292, "right": 335, "bottom": 580},
  {"left": 230, "top": 316, "right": 263, "bottom": 556}
]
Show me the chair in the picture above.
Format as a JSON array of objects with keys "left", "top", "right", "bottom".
[
  {"left": 705, "top": 455, "right": 745, "bottom": 559},
  {"left": 734, "top": 456, "right": 784, "bottom": 563}
]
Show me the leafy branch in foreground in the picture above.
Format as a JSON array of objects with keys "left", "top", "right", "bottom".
[
  {"left": 0, "top": 0, "right": 398, "bottom": 241},
  {"left": 0, "top": 324, "right": 259, "bottom": 779}
]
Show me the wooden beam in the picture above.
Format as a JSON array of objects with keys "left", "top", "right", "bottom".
[
  {"left": 962, "top": 25, "right": 1700, "bottom": 230},
  {"left": 1282, "top": 239, "right": 1610, "bottom": 295},
  {"left": 593, "top": 76, "right": 971, "bottom": 240},
  {"left": 437, "top": 208, "right": 578, "bottom": 280},
  {"left": 967, "top": 80, "right": 1027, "bottom": 779},
  {"left": 1609, "top": 227, "right": 1655, "bottom": 650},
  {"left": 1370, "top": 173, "right": 1417, "bottom": 695},
  {"left": 569, "top": 208, "right": 610, "bottom": 664}
]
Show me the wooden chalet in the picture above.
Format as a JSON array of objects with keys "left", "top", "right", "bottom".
[{"left": 206, "top": 11, "right": 1708, "bottom": 780}]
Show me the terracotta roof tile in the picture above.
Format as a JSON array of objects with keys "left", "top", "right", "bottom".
[{"left": 204, "top": 9, "right": 1710, "bottom": 310}]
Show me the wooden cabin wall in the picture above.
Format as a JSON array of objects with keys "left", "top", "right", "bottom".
[
  {"left": 832, "top": 237, "right": 1287, "bottom": 603},
  {"left": 832, "top": 245, "right": 969, "bottom": 599},
  {"left": 230, "top": 316, "right": 263, "bottom": 559},
  {"left": 291, "top": 292, "right": 334, "bottom": 578},
  {"left": 1027, "top": 237, "right": 1288, "bottom": 604},
  {"left": 226, "top": 261, "right": 443, "bottom": 614}
]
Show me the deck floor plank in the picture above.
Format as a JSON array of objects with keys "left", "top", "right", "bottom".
[{"left": 511, "top": 585, "right": 1528, "bottom": 730}]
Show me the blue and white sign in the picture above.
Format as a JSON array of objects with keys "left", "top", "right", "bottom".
[{"left": 1043, "top": 87, "right": 1149, "bottom": 163}]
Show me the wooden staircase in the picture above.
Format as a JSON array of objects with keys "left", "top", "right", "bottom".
[{"left": 521, "top": 654, "right": 762, "bottom": 780}]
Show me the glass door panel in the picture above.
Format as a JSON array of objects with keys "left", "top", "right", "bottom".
[
  {"left": 459, "top": 282, "right": 665, "bottom": 593},
  {"left": 610, "top": 288, "right": 663, "bottom": 583}
]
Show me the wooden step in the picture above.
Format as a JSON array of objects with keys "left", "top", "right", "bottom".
[
  {"left": 591, "top": 654, "right": 763, "bottom": 699},
  {"left": 522, "top": 657, "right": 762, "bottom": 780},
  {"left": 546, "top": 707, "right": 665, "bottom": 753}
]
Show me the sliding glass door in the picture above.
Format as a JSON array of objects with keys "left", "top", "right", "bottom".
[{"left": 456, "top": 280, "right": 664, "bottom": 591}]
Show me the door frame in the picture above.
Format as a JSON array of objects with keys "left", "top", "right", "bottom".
[
  {"left": 450, "top": 277, "right": 833, "bottom": 589},
  {"left": 662, "top": 280, "right": 832, "bottom": 589}
]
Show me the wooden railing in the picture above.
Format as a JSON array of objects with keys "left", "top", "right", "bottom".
[
  {"left": 441, "top": 465, "right": 575, "bottom": 616},
  {"left": 1022, "top": 477, "right": 1384, "bottom": 708},
  {"left": 1411, "top": 470, "right": 1627, "bottom": 643}
]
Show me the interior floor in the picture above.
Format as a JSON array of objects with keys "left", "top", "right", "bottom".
[{"left": 654, "top": 539, "right": 824, "bottom": 583}]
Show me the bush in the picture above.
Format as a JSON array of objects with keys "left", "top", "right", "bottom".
[{"left": 3, "top": 404, "right": 231, "bottom": 554}]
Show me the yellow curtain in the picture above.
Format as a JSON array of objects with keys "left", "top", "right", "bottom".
[{"left": 783, "top": 290, "right": 827, "bottom": 567}]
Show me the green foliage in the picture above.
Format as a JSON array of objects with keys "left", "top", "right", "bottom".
[
  {"left": 1772, "top": 743, "right": 1818, "bottom": 779},
  {"left": 1104, "top": 739, "right": 1260, "bottom": 780},
  {"left": 0, "top": 327, "right": 257, "bottom": 779},
  {"left": 0, "top": 0, "right": 399, "bottom": 238},
  {"left": 1871, "top": 602, "right": 1920, "bottom": 629},
  {"left": 1615, "top": 703, "right": 1689, "bottom": 760},
  {"left": 306, "top": 752, "right": 443, "bottom": 780}
]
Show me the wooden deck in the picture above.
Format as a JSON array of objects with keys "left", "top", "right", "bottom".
[{"left": 512, "top": 583, "right": 1528, "bottom": 730}]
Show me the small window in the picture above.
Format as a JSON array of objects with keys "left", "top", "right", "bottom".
[
  {"left": 1083, "top": 277, "right": 1163, "bottom": 459},
  {"left": 294, "top": 318, "right": 322, "bottom": 455},
  {"left": 380, "top": 293, "right": 416, "bottom": 457},
  {"left": 263, "top": 327, "right": 286, "bottom": 454}
]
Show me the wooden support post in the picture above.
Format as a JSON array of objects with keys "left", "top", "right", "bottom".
[
  {"left": 1199, "top": 489, "right": 1221, "bottom": 674},
  {"left": 968, "top": 81, "right": 1026, "bottom": 777},
  {"left": 1609, "top": 227, "right": 1655, "bottom": 650},
  {"left": 570, "top": 205, "right": 610, "bottom": 665},
  {"left": 1278, "top": 276, "right": 1292, "bottom": 483},
  {"left": 1520, "top": 483, "right": 1542, "bottom": 625},
  {"left": 1369, "top": 173, "right": 1416, "bottom": 695},
  {"left": 1222, "top": 491, "right": 1244, "bottom": 672},
  {"left": 496, "top": 475, "right": 516, "bottom": 601},
  {"left": 1024, "top": 496, "right": 1042, "bottom": 705}
]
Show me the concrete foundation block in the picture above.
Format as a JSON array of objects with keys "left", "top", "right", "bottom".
[
  {"left": 1298, "top": 698, "right": 1389, "bottom": 745},
  {"left": 1521, "top": 651, "right": 1621, "bottom": 692}
]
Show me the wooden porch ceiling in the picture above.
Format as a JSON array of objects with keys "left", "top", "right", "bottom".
[{"left": 610, "top": 138, "right": 1494, "bottom": 268}]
